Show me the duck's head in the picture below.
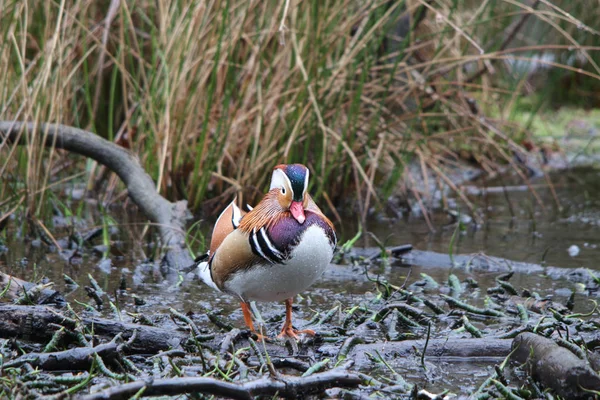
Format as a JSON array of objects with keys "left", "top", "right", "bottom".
[{"left": 269, "top": 164, "right": 309, "bottom": 224}]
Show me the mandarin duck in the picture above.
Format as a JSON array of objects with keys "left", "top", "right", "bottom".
[{"left": 196, "top": 164, "right": 336, "bottom": 340}]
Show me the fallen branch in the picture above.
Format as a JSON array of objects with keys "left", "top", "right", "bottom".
[
  {"left": 349, "top": 338, "right": 512, "bottom": 369},
  {"left": 81, "top": 370, "right": 362, "bottom": 400},
  {"left": 0, "top": 304, "right": 188, "bottom": 354},
  {"left": 511, "top": 332, "right": 600, "bottom": 399},
  {"left": 0, "top": 121, "right": 193, "bottom": 273},
  {"left": 3, "top": 342, "right": 117, "bottom": 371},
  {"left": 393, "top": 249, "right": 598, "bottom": 285}
]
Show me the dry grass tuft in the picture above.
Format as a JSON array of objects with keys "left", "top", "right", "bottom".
[{"left": 1, "top": 0, "right": 599, "bottom": 225}]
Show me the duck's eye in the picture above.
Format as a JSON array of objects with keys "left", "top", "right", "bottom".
[{"left": 281, "top": 187, "right": 286, "bottom": 195}]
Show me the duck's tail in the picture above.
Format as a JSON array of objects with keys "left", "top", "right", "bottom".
[{"left": 196, "top": 255, "right": 220, "bottom": 291}]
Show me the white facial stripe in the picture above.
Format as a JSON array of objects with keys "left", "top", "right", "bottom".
[
  {"left": 269, "top": 168, "right": 292, "bottom": 194},
  {"left": 303, "top": 168, "right": 309, "bottom": 197}
]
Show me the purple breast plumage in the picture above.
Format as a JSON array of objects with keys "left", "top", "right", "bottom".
[{"left": 248, "top": 211, "right": 336, "bottom": 265}]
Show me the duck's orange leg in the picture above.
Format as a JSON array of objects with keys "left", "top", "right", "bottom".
[
  {"left": 278, "top": 298, "right": 315, "bottom": 340},
  {"left": 240, "top": 302, "right": 267, "bottom": 341}
]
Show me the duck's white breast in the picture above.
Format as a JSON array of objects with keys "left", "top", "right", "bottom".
[{"left": 224, "top": 225, "right": 334, "bottom": 302}]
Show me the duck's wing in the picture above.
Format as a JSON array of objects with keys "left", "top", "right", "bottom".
[
  {"left": 209, "top": 198, "right": 244, "bottom": 256},
  {"left": 196, "top": 198, "right": 245, "bottom": 290}
]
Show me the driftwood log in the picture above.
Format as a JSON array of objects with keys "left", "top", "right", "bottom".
[
  {"left": 511, "top": 332, "right": 600, "bottom": 399},
  {"left": 0, "top": 121, "right": 193, "bottom": 274},
  {"left": 0, "top": 304, "right": 188, "bottom": 354}
]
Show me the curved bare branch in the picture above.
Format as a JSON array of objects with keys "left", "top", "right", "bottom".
[{"left": 0, "top": 121, "right": 193, "bottom": 272}]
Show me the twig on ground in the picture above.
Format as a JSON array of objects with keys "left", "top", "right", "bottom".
[{"left": 81, "top": 371, "right": 362, "bottom": 400}]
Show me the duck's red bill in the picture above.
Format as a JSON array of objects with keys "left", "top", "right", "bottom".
[{"left": 290, "top": 201, "right": 306, "bottom": 224}]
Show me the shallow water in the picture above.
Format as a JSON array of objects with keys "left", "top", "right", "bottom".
[
  {"left": 1, "top": 166, "right": 599, "bottom": 394},
  {"left": 349, "top": 165, "right": 600, "bottom": 269}
]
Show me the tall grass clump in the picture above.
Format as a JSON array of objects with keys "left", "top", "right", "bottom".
[{"left": 1, "top": 0, "right": 599, "bottom": 227}]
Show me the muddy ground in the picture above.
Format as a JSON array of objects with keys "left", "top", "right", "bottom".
[{"left": 1, "top": 167, "right": 600, "bottom": 399}]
